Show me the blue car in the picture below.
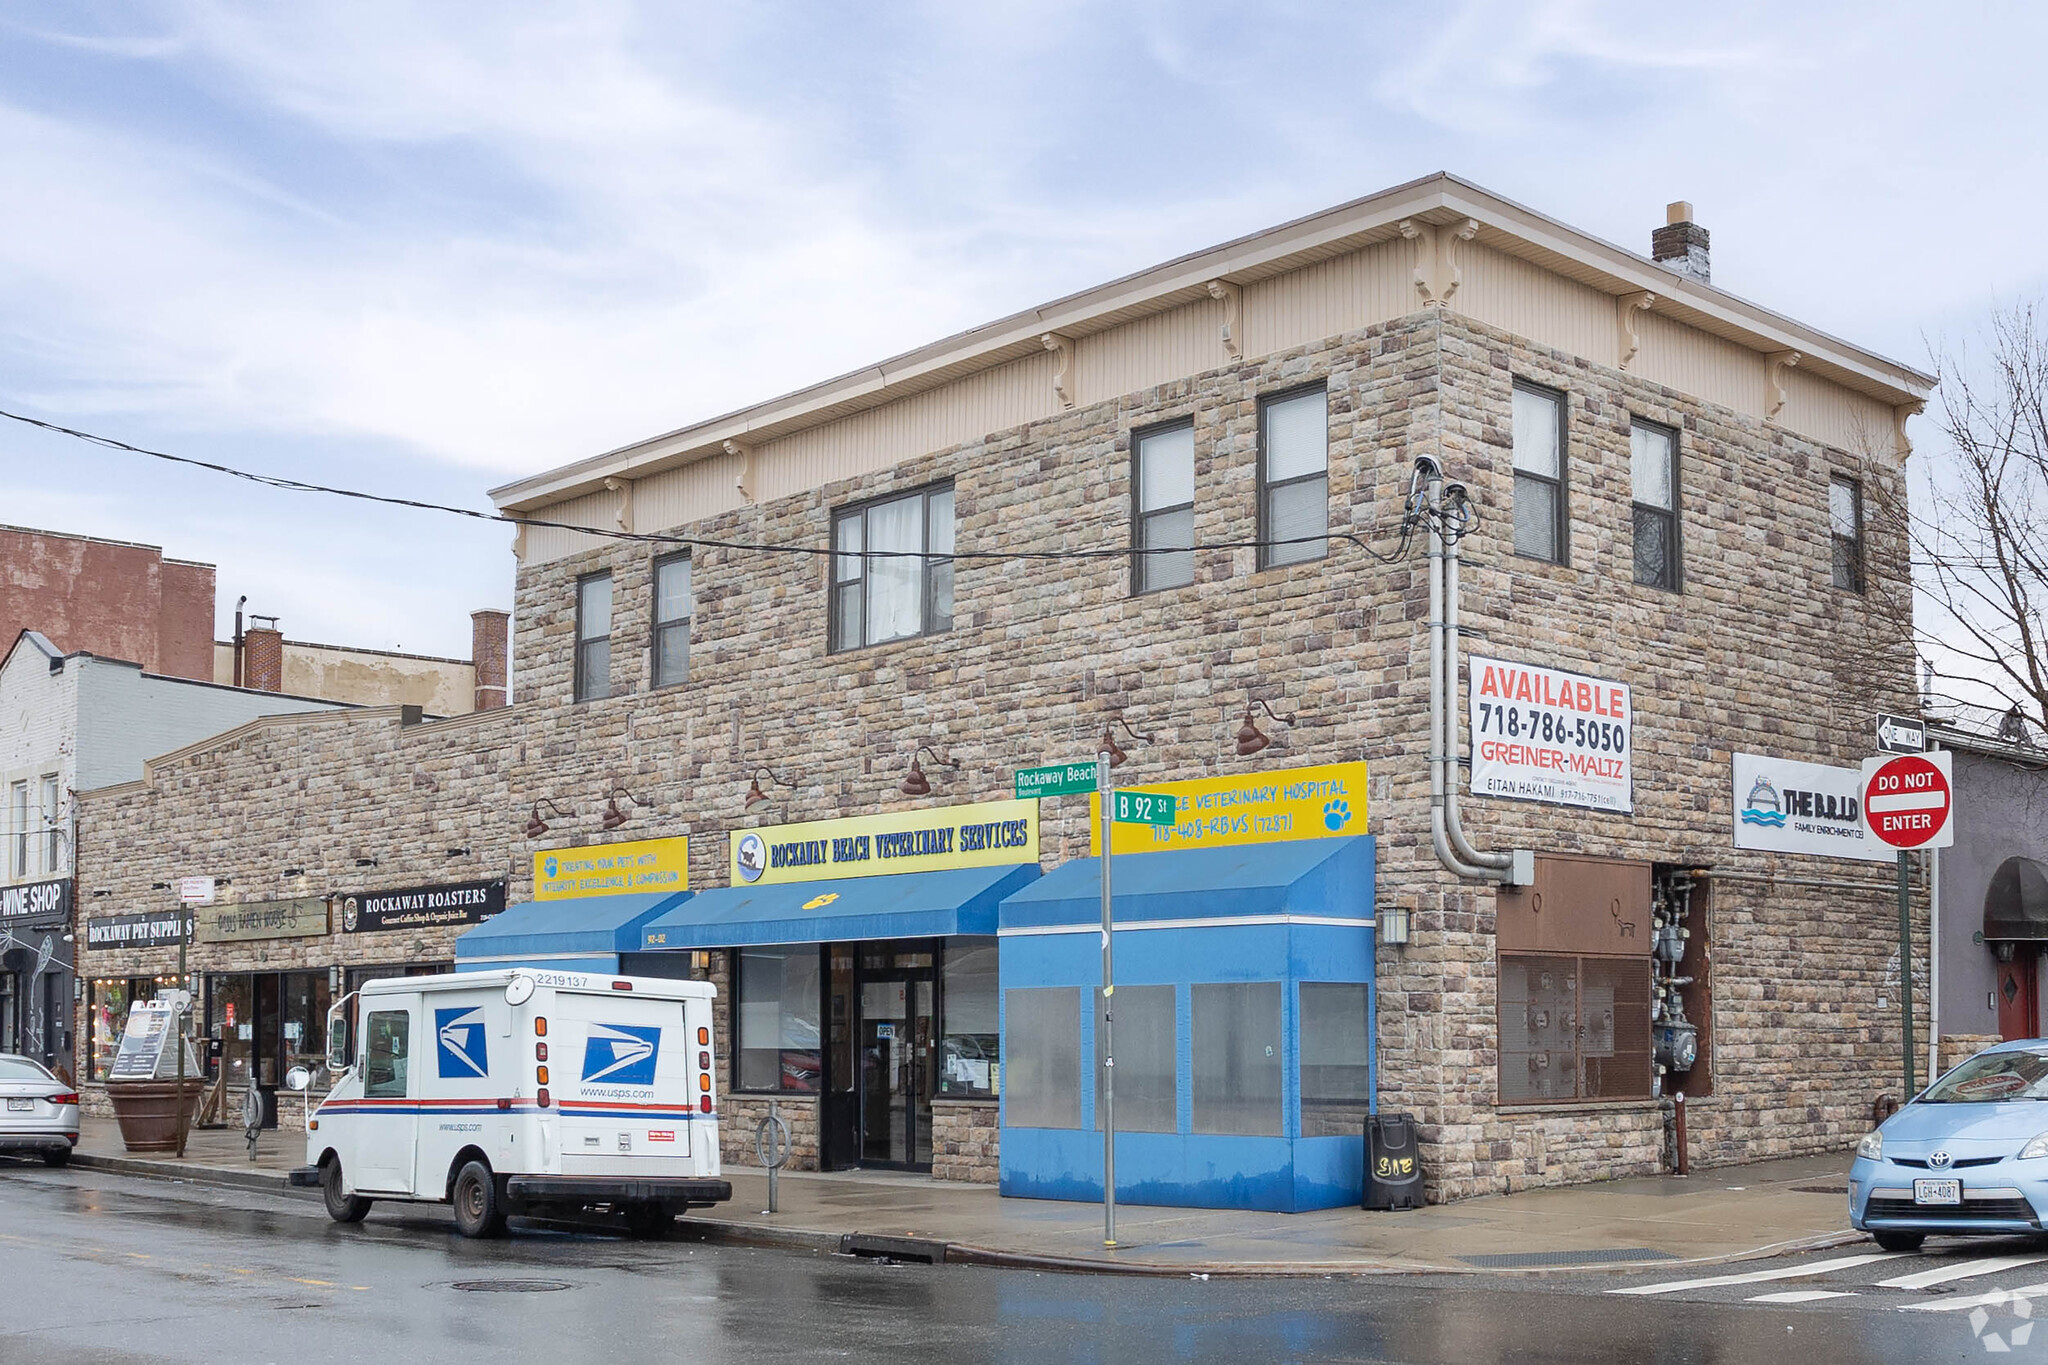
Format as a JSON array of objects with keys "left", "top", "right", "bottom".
[{"left": 1851, "top": 1040, "right": 2048, "bottom": 1251}]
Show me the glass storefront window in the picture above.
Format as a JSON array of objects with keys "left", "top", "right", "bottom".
[
  {"left": 1299, "top": 982, "right": 1371, "bottom": 1137},
  {"left": 279, "top": 971, "right": 332, "bottom": 1080},
  {"left": 87, "top": 977, "right": 157, "bottom": 1082},
  {"left": 1095, "top": 985, "right": 1177, "bottom": 1132},
  {"left": 1002, "top": 987, "right": 1080, "bottom": 1129},
  {"left": 939, "top": 937, "right": 998, "bottom": 1097},
  {"left": 735, "top": 944, "right": 822, "bottom": 1092},
  {"left": 1191, "top": 981, "right": 1282, "bottom": 1136}
]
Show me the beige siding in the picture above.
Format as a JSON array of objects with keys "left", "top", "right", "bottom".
[
  {"left": 1243, "top": 239, "right": 1413, "bottom": 359},
  {"left": 521, "top": 486, "right": 619, "bottom": 565},
  {"left": 755, "top": 351, "right": 1058, "bottom": 503},
  {"left": 1454, "top": 241, "right": 1620, "bottom": 369},
  {"left": 636, "top": 450, "right": 750, "bottom": 537},
  {"left": 1780, "top": 365, "right": 1898, "bottom": 458},
  {"left": 1074, "top": 298, "right": 1218, "bottom": 403},
  {"left": 1629, "top": 309, "right": 1761, "bottom": 420}
]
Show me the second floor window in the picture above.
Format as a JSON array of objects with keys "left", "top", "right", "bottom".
[
  {"left": 1830, "top": 475, "right": 1864, "bottom": 592},
  {"left": 7, "top": 781, "right": 23, "bottom": 878},
  {"left": 1512, "top": 382, "right": 1567, "bottom": 563},
  {"left": 831, "top": 484, "right": 954, "bottom": 651},
  {"left": 1259, "top": 386, "right": 1328, "bottom": 568},
  {"left": 1630, "top": 419, "right": 1681, "bottom": 591},
  {"left": 1133, "top": 421, "right": 1195, "bottom": 594},
  {"left": 575, "top": 572, "right": 612, "bottom": 701},
  {"left": 652, "top": 555, "right": 692, "bottom": 687},
  {"left": 39, "top": 775, "right": 59, "bottom": 874}
]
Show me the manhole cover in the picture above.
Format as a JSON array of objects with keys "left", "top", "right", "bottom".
[{"left": 449, "top": 1280, "right": 575, "bottom": 1294}]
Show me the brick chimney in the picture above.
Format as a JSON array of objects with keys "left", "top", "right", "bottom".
[
  {"left": 243, "top": 618, "right": 284, "bottom": 692},
  {"left": 1651, "top": 201, "right": 1710, "bottom": 283},
  {"left": 471, "top": 608, "right": 509, "bottom": 711}
]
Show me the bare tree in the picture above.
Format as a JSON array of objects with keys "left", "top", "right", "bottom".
[{"left": 1864, "top": 302, "right": 2048, "bottom": 735}]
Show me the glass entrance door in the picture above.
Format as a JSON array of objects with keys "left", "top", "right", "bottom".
[{"left": 857, "top": 948, "right": 936, "bottom": 1168}]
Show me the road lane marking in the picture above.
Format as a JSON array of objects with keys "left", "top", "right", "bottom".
[
  {"left": 1905, "top": 1279, "right": 2048, "bottom": 1312},
  {"left": 288, "top": 1277, "right": 335, "bottom": 1287},
  {"left": 1748, "top": 1290, "right": 1859, "bottom": 1303},
  {"left": 1608, "top": 1253, "right": 1902, "bottom": 1295},
  {"left": 1877, "top": 1255, "right": 2048, "bottom": 1290}
]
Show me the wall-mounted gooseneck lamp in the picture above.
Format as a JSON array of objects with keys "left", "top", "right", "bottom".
[
  {"left": 601, "top": 785, "right": 650, "bottom": 832},
  {"left": 1098, "top": 716, "right": 1154, "bottom": 769},
  {"left": 744, "top": 768, "right": 799, "bottom": 810},
  {"left": 900, "top": 746, "right": 960, "bottom": 798},
  {"left": 1234, "top": 697, "right": 1297, "bottom": 757},
  {"left": 524, "top": 799, "right": 568, "bottom": 840}
]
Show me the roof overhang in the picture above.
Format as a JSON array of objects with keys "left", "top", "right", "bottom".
[{"left": 490, "top": 171, "right": 1936, "bottom": 515}]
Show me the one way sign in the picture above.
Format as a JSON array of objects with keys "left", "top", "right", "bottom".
[{"left": 1874, "top": 712, "right": 1927, "bottom": 754}]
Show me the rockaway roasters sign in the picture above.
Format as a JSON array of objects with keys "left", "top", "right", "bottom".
[{"left": 341, "top": 879, "right": 506, "bottom": 933}]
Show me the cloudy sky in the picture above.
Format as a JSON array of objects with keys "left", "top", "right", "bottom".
[{"left": 3, "top": 2, "right": 2044, "bottom": 659}]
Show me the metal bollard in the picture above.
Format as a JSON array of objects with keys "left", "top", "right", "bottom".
[{"left": 755, "top": 1101, "right": 792, "bottom": 1215}]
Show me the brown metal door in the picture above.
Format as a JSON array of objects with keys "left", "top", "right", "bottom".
[{"left": 1996, "top": 945, "right": 2040, "bottom": 1042}]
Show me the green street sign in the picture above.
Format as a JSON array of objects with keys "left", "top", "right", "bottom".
[
  {"left": 1015, "top": 761, "right": 1099, "bottom": 800},
  {"left": 1112, "top": 790, "right": 1177, "bottom": 828}
]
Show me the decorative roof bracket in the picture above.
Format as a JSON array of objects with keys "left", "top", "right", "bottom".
[
  {"left": 1616, "top": 291, "right": 1656, "bottom": 371},
  {"left": 1042, "top": 332, "right": 1075, "bottom": 409},
  {"left": 603, "top": 476, "right": 635, "bottom": 534},
  {"left": 1765, "top": 350, "right": 1802, "bottom": 421},
  {"left": 1399, "top": 217, "right": 1479, "bottom": 306},
  {"left": 1205, "top": 279, "right": 1243, "bottom": 361},
  {"left": 725, "top": 439, "right": 756, "bottom": 504}
]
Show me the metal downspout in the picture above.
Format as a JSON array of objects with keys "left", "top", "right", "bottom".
[
  {"left": 1442, "top": 517, "right": 1512, "bottom": 875},
  {"left": 1424, "top": 463, "right": 1499, "bottom": 881}
]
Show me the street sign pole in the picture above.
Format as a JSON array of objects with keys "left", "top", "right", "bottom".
[
  {"left": 1899, "top": 849, "right": 1915, "bottom": 1098},
  {"left": 1097, "top": 749, "right": 1117, "bottom": 1249}
]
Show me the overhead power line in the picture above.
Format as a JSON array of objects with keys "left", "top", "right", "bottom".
[{"left": 0, "top": 405, "right": 1434, "bottom": 564}]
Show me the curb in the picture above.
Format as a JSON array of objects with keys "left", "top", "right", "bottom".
[
  {"left": 65, "top": 1154, "right": 1868, "bottom": 1279},
  {"left": 70, "top": 1150, "right": 306, "bottom": 1197}
]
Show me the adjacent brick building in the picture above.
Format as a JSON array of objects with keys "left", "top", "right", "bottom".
[
  {"left": 0, "top": 525, "right": 215, "bottom": 681},
  {"left": 74, "top": 175, "right": 1935, "bottom": 1201}
]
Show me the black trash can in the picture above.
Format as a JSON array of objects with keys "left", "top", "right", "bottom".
[{"left": 1363, "top": 1111, "right": 1423, "bottom": 1210}]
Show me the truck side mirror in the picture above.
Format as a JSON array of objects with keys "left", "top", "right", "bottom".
[{"left": 325, "top": 995, "right": 353, "bottom": 1075}]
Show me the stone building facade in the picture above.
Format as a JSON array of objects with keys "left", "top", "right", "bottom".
[{"left": 75, "top": 175, "right": 1933, "bottom": 1200}]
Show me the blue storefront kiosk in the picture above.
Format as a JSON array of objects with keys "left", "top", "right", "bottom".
[{"left": 995, "top": 833, "right": 1376, "bottom": 1213}]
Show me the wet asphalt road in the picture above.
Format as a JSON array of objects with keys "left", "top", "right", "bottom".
[{"left": 0, "top": 1161, "right": 2017, "bottom": 1364}]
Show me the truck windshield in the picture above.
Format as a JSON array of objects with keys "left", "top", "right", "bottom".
[{"left": 1922, "top": 1049, "right": 2048, "bottom": 1103}]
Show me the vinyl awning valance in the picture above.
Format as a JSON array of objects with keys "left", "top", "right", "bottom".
[{"left": 636, "top": 864, "right": 1039, "bottom": 950}]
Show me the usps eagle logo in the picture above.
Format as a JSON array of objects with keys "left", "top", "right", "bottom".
[
  {"left": 581, "top": 1023, "right": 662, "bottom": 1086},
  {"left": 434, "top": 1007, "right": 490, "bottom": 1079}
]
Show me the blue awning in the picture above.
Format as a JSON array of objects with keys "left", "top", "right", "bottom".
[
  {"left": 637, "top": 863, "right": 1040, "bottom": 950},
  {"left": 997, "top": 835, "right": 1373, "bottom": 930},
  {"left": 454, "top": 890, "right": 693, "bottom": 964}
]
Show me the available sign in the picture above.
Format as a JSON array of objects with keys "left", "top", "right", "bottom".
[
  {"left": 1732, "top": 753, "right": 1890, "bottom": 863},
  {"left": 193, "top": 896, "right": 329, "bottom": 944},
  {"left": 0, "top": 877, "right": 68, "bottom": 921},
  {"left": 342, "top": 878, "right": 506, "bottom": 933},
  {"left": 1862, "top": 751, "right": 1955, "bottom": 850},
  {"left": 85, "top": 909, "right": 193, "bottom": 949},
  {"left": 732, "top": 799, "right": 1038, "bottom": 886},
  {"left": 534, "top": 836, "right": 688, "bottom": 901},
  {"left": 1468, "top": 656, "right": 1632, "bottom": 813},
  {"left": 1088, "top": 761, "right": 1369, "bottom": 856}
]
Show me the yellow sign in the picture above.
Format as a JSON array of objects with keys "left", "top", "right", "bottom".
[
  {"left": 1088, "top": 761, "right": 1369, "bottom": 856},
  {"left": 732, "top": 799, "right": 1039, "bottom": 886},
  {"left": 534, "top": 836, "right": 689, "bottom": 900}
]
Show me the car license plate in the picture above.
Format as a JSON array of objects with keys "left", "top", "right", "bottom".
[
  {"left": 5, "top": 1098, "right": 32, "bottom": 1112},
  {"left": 1914, "top": 1178, "right": 1962, "bottom": 1205}
]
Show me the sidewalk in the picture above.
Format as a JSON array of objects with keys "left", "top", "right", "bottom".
[{"left": 67, "top": 1116, "right": 1861, "bottom": 1276}]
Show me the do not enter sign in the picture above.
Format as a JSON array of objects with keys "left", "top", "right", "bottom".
[{"left": 1861, "top": 751, "right": 1955, "bottom": 850}]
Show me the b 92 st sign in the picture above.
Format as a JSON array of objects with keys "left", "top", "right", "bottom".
[{"left": 1860, "top": 751, "right": 1954, "bottom": 850}]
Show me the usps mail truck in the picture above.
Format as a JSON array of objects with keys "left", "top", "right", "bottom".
[{"left": 290, "top": 969, "right": 730, "bottom": 1237}]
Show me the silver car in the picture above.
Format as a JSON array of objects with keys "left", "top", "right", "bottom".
[{"left": 0, "top": 1054, "right": 79, "bottom": 1166}]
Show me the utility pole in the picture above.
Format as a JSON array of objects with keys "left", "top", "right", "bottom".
[{"left": 1097, "top": 748, "right": 1117, "bottom": 1250}]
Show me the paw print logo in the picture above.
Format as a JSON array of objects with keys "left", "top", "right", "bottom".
[
  {"left": 544, "top": 856, "right": 559, "bottom": 878},
  {"left": 1323, "top": 799, "right": 1351, "bottom": 831}
]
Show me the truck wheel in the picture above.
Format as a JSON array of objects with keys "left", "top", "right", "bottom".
[
  {"left": 452, "top": 1160, "right": 507, "bottom": 1239},
  {"left": 625, "top": 1205, "right": 672, "bottom": 1239},
  {"left": 322, "top": 1159, "right": 371, "bottom": 1223}
]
